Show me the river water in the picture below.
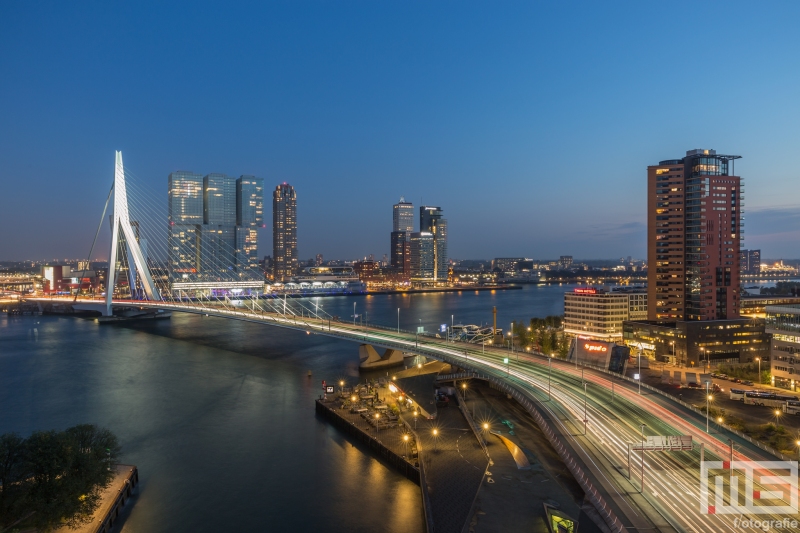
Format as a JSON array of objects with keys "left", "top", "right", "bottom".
[{"left": 0, "top": 283, "right": 606, "bottom": 531}]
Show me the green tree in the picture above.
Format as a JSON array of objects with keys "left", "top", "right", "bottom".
[
  {"left": 557, "top": 333, "right": 571, "bottom": 359},
  {"left": 0, "top": 424, "right": 121, "bottom": 533},
  {"left": 541, "top": 329, "right": 554, "bottom": 355}
]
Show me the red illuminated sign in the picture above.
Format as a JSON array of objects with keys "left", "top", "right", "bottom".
[
  {"left": 574, "top": 287, "right": 597, "bottom": 294},
  {"left": 584, "top": 343, "right": 608, "bottom": 353}
]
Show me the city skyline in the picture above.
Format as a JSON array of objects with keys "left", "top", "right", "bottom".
[{"left": 2, "top": 3, "right": 800, "bottom": 260}]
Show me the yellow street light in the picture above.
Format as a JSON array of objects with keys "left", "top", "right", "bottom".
[
  {"left": 403, "top": 434, "right": 409, "bottom": 442},
  {"left": 483, "top": 423, "right": 489, "bottom": 430}
]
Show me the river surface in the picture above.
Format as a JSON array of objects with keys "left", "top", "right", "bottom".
[{"left": 0, "top": 283, "right": 630, "bottom": 530}]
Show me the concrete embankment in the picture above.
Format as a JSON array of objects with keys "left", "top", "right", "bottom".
[
  {"left": 315, "top": 399, "right": 420, "bottom": 483},
  {"left": 55, "top": 464, "right": 139, "bottom": 533}
]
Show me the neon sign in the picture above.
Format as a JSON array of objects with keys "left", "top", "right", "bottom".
[
  {"left": 584, "top": 343, "right": 608, "bottom": 353},
  {"left": 574, "top": 287, "right": 597, "bottom": 295}
]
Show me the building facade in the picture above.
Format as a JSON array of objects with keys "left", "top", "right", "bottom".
[
  {"left": 766, "top": 305, "right": 800, "bottom": 391},
  {"left": 563, "top": 287, "right": 647, "bottom": 341},
  {"left": 169, "top": 171, "right": 263, "bottom": 283},
  {"left": 168, "top": 171, "right": 204, "bottom": 277},
  {"left": 393, "top": 197, "right": 414, "bottom": 232},
  {"left": 420, "top": 206, "right": 447, "bottom": 281},
  {"left": 409, "top": 232, "right": 435, "bottom": 281},
  {"left": 647, "top": 149, "right": 743, "bottom": 321},
  {"left": 273, "top": 183, "right": 298, "bottom": 281},
  {"left": 740, "top": 249, "right": 761, "bottom": 276}
]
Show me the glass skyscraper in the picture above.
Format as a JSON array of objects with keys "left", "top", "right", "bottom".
[
  {"left": 420, "top": 206, "right": 448, "bottom": 281},
  {"left": 168, "top": 171, "right": 263, "bottom": 281}
]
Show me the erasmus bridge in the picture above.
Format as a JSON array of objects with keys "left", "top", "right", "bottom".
[{"left": 34, "top": 153, "right": 800, "bottom": 533}]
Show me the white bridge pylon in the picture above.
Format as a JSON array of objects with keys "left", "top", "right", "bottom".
[{"left": 105, "top": 151, "right": 159, "bottom": 315}]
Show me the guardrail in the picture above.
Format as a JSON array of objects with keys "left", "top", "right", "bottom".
[
  {"left": 399, "top": 417, "right": 436, "bottom": 533},
  {"left": 578, "top": 362, "right": 793, "bottom": 462}
]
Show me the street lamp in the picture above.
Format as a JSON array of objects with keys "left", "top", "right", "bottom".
[
  {"left": 417, "top": 362, "right": 422, "bottom": 374},
  {"left": 433, "top": 428, "right": 439, "bottom": 451},
  {"left": 397, "top": 307, "right": 400, "bottom": 333},
  {"left": 670, "top": 341, "right": 675, "bottom": 363},
  {"left": 462, "top": 382, "right": 467, "bottom": 401},
  {"left": 706, "top": 384, "right": 713, "bottom": 433},
  {"left": 339, "top": 380, "right": 344, "bottom": 394},
  {"left": 375, "top": 412, "right": 381, "bottom": 437},
  {"left": 403, "top": 434, "right": 409, "bottom": 459},
  {"left": 755, "top": 357, "right": 761, "bottom": 387},
  {"left": 548, "top": 355, "right": 552, "bottom": 400},
  {"left": 413, "top": 410, "right": 418, "bottom": 429}
]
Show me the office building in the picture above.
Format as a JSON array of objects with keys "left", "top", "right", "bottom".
[
  {"left": 766, "top": 304, "right": 800, "bottom": 391},
  {"left": 563, "top": 287, "right": 648, "bottom": 342},
  {"left": 647, "top": 149, "right": 743, "bottom": 321},
  {"left": 740, "top": 249, "right": 761, "bottom": 276},
  {"left": 236, "top": 176, "right": 264, "bottom": 271},
  {"left": 409, "top": 232, "right": 435, "bottom": 281},
  {"left": 390, "top": 231, "right": 411, "bottom": 273},
  {"left": 168, "top": 171, "right": 204, "bottom": 277},
  {"left": 393, "top": 197, "right": 414, "bottom": 232},
  {"left": 559, "top": 256, "right": 573, "bottom": 269},
  {"left": 169, "top": 170, "right": 264, "bottom": 283},
  {"left": 201, "top": 173, "right": 237, "bottom": 273},
  {"left": 420, "top": 206, "right": 447, "bottom": 281},
  {"left": 273, "top": 183, "right": 298, "bottom": 281},
  {"left": 623, "top": 318, "right": 769, "bottom": 366}
]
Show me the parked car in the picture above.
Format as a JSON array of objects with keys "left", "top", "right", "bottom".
[
  {"left": 687, "top": 382, "right": 702, "bottom": 389},
  {"left": 742, "top": 380, "right": 754, "bottom": 386}
]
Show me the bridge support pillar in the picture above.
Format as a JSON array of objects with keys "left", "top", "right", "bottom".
[{"left": 358, "top": 345, "right": 404, "bottom": 370}]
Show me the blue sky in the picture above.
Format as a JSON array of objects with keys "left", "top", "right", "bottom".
[{"left": 1, "top": 1, "right": 799, "bottom": 261}]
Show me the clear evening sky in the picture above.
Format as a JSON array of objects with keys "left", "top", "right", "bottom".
[{"left": 1, "top": 1, "right": 799, "bottom": 261}]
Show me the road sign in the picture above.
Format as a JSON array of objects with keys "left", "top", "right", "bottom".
[
  {"left": 325, "top": 386, "right": 335, "bottom": 394},
  {"left": 504, "top": 358, "right": 509, "bottom": 364},
  {"left": 440, "top": 324, "right": 447, "bottom": 333},
  {"left": 631, "top": 435, "right": 692, "bottom": 451},
  {"left": 634, "top": 373, "right": 640, "bottom": 380}
]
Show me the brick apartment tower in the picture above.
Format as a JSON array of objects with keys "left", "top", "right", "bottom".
[{"left": 647, "top": 149, "right": 743, "bottom": 321}]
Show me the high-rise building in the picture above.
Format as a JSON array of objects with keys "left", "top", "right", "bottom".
[
  {"left": 409, "top": 232, "right": 435, "bottom": 280},
  {"left": 390, "top": 231, "right": 410, "bottom": 272},
  {"left": 236, "top": 176, "right": 264, "bottom": 272},
  {"left": 740, "top": 249, "right": 761, "bottom": 276},
  {"left": 647, "top": 149, "right": 742, "bottom": 321},
  {"left": 168, "top": 171, "right": 204, "bottom": 277},
  {"left": 169, "top": 171, "right": 263, "bottom": 281},
  {"left": 420, "top": 206, "right": 447, "bottom": 281},
  {"left": 273, "top": 183, "right": 298, "bottom": 281},
  {"left": 393, "top": 197, "right": 414, "bottom": 232},
  {"left": 201, "top": 174, "right": 237, "bottom": 274},
  {"left": 564, "top": 287, "right": 647, "bottom": 341}
]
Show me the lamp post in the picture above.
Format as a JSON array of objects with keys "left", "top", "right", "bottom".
[
  {"left": 413, "top": 410, "right": 418, "bottom": 429},
  {"left": 403, "top": 434, "right": 409, "bottom": 459},
  {"left": 375, "top": 412, "right": 380, "bottom": 438},
  {"left": 640, "top": 424, "right": 647, "bottom": 492},
  {"left": 462, "top": 382, "right": 467, "bottom": 402},
  {"left": 700, "top": 347, "right": 706, "bottom": 371},
  {"left": 397, "top": 308, "right": 400, "bottom": 333},
  {"left": 451, "top": 314, "right": 454, "bottom": 343},
  {"left": 339, "top": 380, "right": 344, "bottom": 394},
  {"left": 670, "top": 341, "right": 675, "bottom": 363},
  {"left": 755, "top": 357, "right": 761, "bottom": 387},
  {"left": 638, "top": 351, "right": 642, "bottom": 395},
  {"left": 353, "top": 302, "right": 356, "bottom": 327},
  {"left": 548, "top": 355, "right": 552, "bottom": 400},
  {"left": 706, "top": 383, "right": 712, "bottom": 433},
  {"left": 433, "top": 429, "right": 439, "bottom": 451}
]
